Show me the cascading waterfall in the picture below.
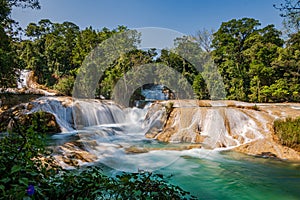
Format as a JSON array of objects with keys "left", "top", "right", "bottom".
[
  {"left": 24, "top": 97, "right": 300, "bottom": 171},
  {"left": 14, "top": 97, "right": 300, "bottom": 199},
  {"left": 72, "top": 100, "right": 126, "bottom": 129},
  {"left": 26, "top": 96, "right": 170, "bottom": 170},
  {"left": 154, "top": 106, "right": 264, "bottom": 149},
  {"left": 200, "top": 108, "right": 264, "bottom": 149},
  {"left": 28, "top": 97, "right": 74, "bottom": 132},
  {"left": 28, "top": 97, "right": 155, "bottom": 133},
  {"left": 17, "top": 69, "right": 31, "bottom": 89}
]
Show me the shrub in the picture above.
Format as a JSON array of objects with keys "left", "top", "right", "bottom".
[
  {"left": 54, "top": 75, "right": 75, "bottom": 96},
  {"left": 274, "top": 117, "right": 300, "bottom": 151},
  {"left": 0, "top": 112, "right": 196, "bottom": 199},
  {"left": 165, "top": 101, "right": 174, "bottom": 117},
  {"left": 44, "top": 168, "right": 196, "bottom": 199},
  {"left": 0, "top": 112, "right": 60, "bottom": 199}
]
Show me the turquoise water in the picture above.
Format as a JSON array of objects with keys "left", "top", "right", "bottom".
[
  {"left": 52, "top": 130, "right": 300, "bottom": 199},
  {"left": 51, "top": 129, "right": 300, "bottom": 199},
  {"left": 154, "top": 151, "right": 300, "bottom": 200},
  {"left": 47, "top": 99, "right": 300, "bottom": 200}
]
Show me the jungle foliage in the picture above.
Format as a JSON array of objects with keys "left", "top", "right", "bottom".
[
  {"left": 0, "top": 112, "right": 196, "bottom": 199},
  {"left": 1, "top": 0, "right": 300, "bottom": 102}
]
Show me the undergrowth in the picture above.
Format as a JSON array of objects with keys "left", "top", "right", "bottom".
[
  {"left": 274, "top": 117, "right": 300, "bottom": 151},
  {"left": 0, "top": 112, "right": 196, "bottom": 199}
]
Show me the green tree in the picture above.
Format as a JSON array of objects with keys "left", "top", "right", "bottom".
[
  {"left": 158, "top": 35, "right": 226, "bottom": 100},
  {"left": 100, "top": 49, "right": 155, "bottom": 99},
  {"left": 212, "top": 18, "right": 261, "bottom": 101},
  {"left": 22, "top": 20, "right": 80, "bottom": 86},
  {"left": 270, "top": 31, "right": 300, "bottom": 102},
  {"left": 0, "top": 0, "right": 40, "bottom": 87},
  {"left": 274, "top": 0, "right": 300, "bottom": 33},
  {"left": 244, "top": 25, "right": 284, "bottom": 102},
  {"left": 212, "top": 18, "right": 285, "bottom": 102},
  {"left": 73, "top": 29, "right": 141, "bottom": 99},
  {"left": 72, "top": 26, "right": 100, "bottom": 68}
]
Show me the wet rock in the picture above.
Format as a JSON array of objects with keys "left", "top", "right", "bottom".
[
  {"left": 147, "top": 100, "right": 300, "bottom": 161},
  {"left": 255, "top": 152, "right": 277, "bottom": 159},
  {"left": 125, "top": 146, "right": 149, "bottom": 154},
  {"left": 234, "top": 139, "right": 300, "bottom": 161},
  {"left": 54, "top": 142, "right": 97, "bottom": 167},
  {"left": 0, "top": 94, "right": 42, "bottom": 111},
  {"left": 125, "top": 144, "right": 202, "bottom": 154},
  {"left": 0, "top": 104, "right": 61, "bottom": 134}
]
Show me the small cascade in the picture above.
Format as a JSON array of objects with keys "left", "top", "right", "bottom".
[
  {"left": 200, "top": 108, "right": 264, "bottom": 149},
  {"left": 142, "top": 84, "right": 167, "bottom": 100},
  {"left": 153, "top": 104, "right": 267, "bottom": 150},
  {"left": 28, "top": 97, "right": 74, "bottom": 132},
  {"left": 73, "top": 100, "right": 126, "bottom": 129},
  {"left": 17, "top": 69, "right": 31, "bottom": 89}
]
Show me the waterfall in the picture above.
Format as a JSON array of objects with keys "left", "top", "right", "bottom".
[
  {"left": 142, "top": 84, "right": 167, "bottom": 100},
  {"left": 27, "top": 97, "right": 300, "bottom": 152},
  {"left": 17, "top": 69, "right": 31, "bottom": 89},
  {"left": 27, "top": 97, "right": 159, "bottom": 134},
  {"left": 153, "top": 102, "right": 269, "bottom": 150},
  {"left": 27, "top": 97, "right": 267, "bottom": 150},
  {"left": 28, "top": 97, "right": 74, "bottom": 132},
  {"left": 200, "top": 108, "right": 264, "bottom": 149},
  {"left": 22, "top": 97, "right": 300, "bottom": 170},
  {"left": 72, "top": 100, "right": 126, "bottom": 129}
]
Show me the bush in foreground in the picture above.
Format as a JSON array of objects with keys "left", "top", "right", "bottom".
[{"left": 0, "top": 112, "right": 195, "bottom": 199}]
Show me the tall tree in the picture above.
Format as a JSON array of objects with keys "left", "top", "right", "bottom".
[
  {"left": 22, "top": 20, "right": 80, "bottom": 85},
  {"left": 0, "top": 0, "right": 40, "bottom": 87},
  {"left": 193, "top": 28, "right": 214, "bottom": 52},
  {"left": 212, "top": 18, "right": 261, "bottom": 101},
  {"left": 268, "top": 31, "right": 300, "bottom": 102},
  {"left": 244, "top": 25, "right": 284, "bottom": 102},
  {"left": 274, "top": 0, "right": 300, "bottom": 33},
  {"left": 212, "top": 18, "right": 284, "bottom": 102}
]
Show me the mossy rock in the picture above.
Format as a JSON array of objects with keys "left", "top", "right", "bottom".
[
  {"left": 0, "top": 106, "right": 61, "bottom": 134},
  {"left": 20, "top": 112, "right": 61, "bottom": 134}
]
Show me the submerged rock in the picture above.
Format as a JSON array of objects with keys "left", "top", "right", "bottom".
[
  {"left": 54, "top": 142, "right": 97, "bottom": 167},
  {"left": 255, "top": 152, "right": 277, "bottom": 159}
]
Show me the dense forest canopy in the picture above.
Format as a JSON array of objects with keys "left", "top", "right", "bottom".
[{"left": 0, "top": 0, "right": 300, "bottom": 103}]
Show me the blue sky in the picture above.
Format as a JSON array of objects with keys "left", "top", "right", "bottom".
[{"left": 12, "top": 0, "right": 284, "bottom": 35}]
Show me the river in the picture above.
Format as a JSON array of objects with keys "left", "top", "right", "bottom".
[{"left": 34, "top": 96, "right": 300, "bottom": 200}]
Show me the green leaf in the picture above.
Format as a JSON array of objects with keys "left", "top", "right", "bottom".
[
  {"left": 0, "top": 184, "right": 5, "bottom": 192},
  {"left": 11, "top": 165, "right": 22, "bottom": 174},
  {"left": 0, "top": 177, "right": 10, "bottom": 183},
  {"left": 19, "top": 177, "right": 29, "bottom": 186}
]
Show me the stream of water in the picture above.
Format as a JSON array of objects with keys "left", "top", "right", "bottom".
[{"left": 30, "top": 96, "right": 300, "bottom": 199}]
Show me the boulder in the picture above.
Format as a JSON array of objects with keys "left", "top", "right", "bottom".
[{"left": 0, "top": 104, "right": 61, "bottom": 134}]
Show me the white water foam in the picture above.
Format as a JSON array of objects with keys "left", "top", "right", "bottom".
[
  {"left": 27, "top": 97, "right": 274, "bottom": 171},
  {"left": 17, "top": 69, "right": 30, "bottom": 89}
]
